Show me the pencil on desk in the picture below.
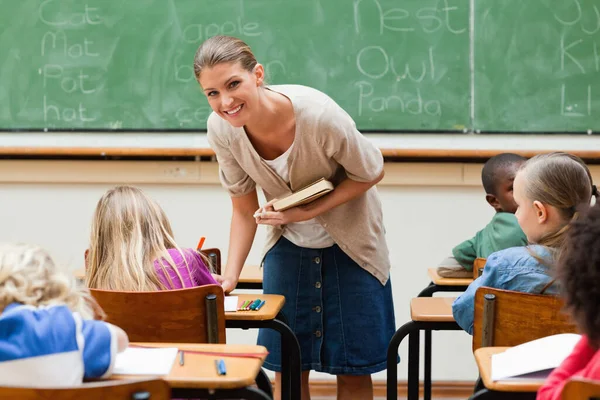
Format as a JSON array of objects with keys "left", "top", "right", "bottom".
[
  {"left": 255, "top": 299, "right": 266, "bottom": 311},
  {"left": 179, "top": 350, "right": 184, "bottom": 366},
  {"left": 215, "top": 359, "right": 227, "bottom": 375},
  {"left": 238, "top": 300, "right": 250, "bottom": 311}
]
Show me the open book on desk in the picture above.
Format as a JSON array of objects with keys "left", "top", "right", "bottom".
[
  {"left": 491, "top": 333, "right": 581, "bottom": 381},
  {"left": 272, "top": 178, "right": 334, "bottom": 212}
]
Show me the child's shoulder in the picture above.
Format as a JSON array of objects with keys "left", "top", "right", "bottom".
[
  {"left": 487, "top": 245, "right": 550, "bottom": 270},
  {"left": 0, "top": 303, "right": 80, "bottom": 355},
  {"left": 1, "top": 302, "right": 74, "bottom": 321},
  {"left": 488, "top": 212, "right": 522, "bottom": 231},
  {"left": 166, "top": 248, "right": 203, "bottom": 266}
]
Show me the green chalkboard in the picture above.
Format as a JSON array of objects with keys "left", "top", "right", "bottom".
[
  {"left": 0, "top": 0, "right": 470, "bottom": 131},
  {"left": 474, "top": 0, "right": 600, "bottom": 132}
]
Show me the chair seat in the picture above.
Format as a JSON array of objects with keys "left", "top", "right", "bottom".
[{"left": 410, "top": 297, "right": 456, "bottom": 322}]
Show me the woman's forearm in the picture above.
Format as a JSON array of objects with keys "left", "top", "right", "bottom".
[
  {"left": 225, "top": 210, "right": 257, "bottom": 280},
  {"left": 224, "top": 191, "right": 260, "bottom": 280},
  {"left": 302, "top": 171, "right": 384, "bottom": 219}
]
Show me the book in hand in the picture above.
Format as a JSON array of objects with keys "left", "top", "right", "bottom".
[
  {"left": 491, "top": 333, "right": 581, "bottom": 381},
  {"left": 272, "top": 178, "right": 334, "bottom": 212}
]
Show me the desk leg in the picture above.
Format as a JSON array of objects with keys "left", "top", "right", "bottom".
[
  {"left": 417, "top": 282, "right": 436, "bottom": 297},
  {"left": 417, "top": 282, "right": 468, "bottom": 400},
  {"left": 255, "top": 368, "right": 273, "bottom": 399},
  {"left": 417, "top": 283, "right": 435, "bottom": 400},
  {"left": 226, "top": 317, "right": 301, "bottom": 400},
  {"left": 424, "top": 329, "right": 431, "bottom": 400},
  {"left": 407, "top": 330, "right": 420, "bottom": 400},
  {"left": 386, "top": 321, "right": 417, "bottom": 400}
]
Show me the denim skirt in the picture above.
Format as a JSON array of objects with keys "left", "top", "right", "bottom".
[{"left": 257, "top": 236, "right": 396, "bottom": 375}]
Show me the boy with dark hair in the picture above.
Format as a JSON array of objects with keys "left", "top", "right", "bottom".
[{"left": 438, "top": 153, "right": 528, "bottom": 278}]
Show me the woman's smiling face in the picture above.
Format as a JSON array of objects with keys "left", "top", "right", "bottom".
[{"left": 198, "top": 61, "right": 264, "bottom": 128}]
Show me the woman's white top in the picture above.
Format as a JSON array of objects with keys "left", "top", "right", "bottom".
[{"left": 262, "top": 143, "right": 335, "bottom": 249}]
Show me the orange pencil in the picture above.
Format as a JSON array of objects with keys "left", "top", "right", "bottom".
[{"left": 197, "top": 237, "right": 205, "bottom": 250}]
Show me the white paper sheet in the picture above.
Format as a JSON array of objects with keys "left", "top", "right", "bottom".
[
  {"left": 491, "top": 333, "right": 581, "bottom": 381},
  {"left": 225, "top": 296, "right": 238, "bottom": 312},
  {"left": 113, "top": 347, "right": 178, "bottom": 375}
]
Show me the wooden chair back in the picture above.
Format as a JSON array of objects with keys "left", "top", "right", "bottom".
[
  {"left": 90, "top": 284, "right": 226, "bottom": 344},
  {"left": 562, "top": 378, "right": 600, "bottom": 400},
  {"left": 0, "top": 379, "right": 170, "bottom": 400},
  {"left": 473, "top": 286, "right": 576, "bottom": 352},
  {"left": 200, "top": 248, "right": 221, "bottom": 275},
  {"left": 473, "top": 258, "right": 486, "bottom": 279}
]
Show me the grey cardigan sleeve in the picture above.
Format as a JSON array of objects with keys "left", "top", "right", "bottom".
[
  {"left": 319, "top": 101, "right": 384, "bottom": 182},
  {"left": 207, "top": 114, "right": 256, "bottom": 197}
]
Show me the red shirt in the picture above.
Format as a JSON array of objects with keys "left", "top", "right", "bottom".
[{"left": 537, "top": 335, "right": 600, "bottom": 400}]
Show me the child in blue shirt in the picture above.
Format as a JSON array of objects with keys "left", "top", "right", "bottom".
[
  {"left": 0, "top": 243, "right": 128, "bottom": 386},
  {"left": 452, "top": 152, "right": 598, "bottom": 334}
]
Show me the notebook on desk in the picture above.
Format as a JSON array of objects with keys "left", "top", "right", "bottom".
[
  {"left": 491, "top": 333, "right": 581, "bottom": 381},
  {"left": 114, "top": 347, "right": 179, "bottom": 375},
  {"left": 272, "top": 178, "right": 334, "bottom": 211}
]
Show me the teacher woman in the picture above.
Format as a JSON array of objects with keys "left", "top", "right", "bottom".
[{"left": 194, "top": 35, "right": 395, "bottom": 400}]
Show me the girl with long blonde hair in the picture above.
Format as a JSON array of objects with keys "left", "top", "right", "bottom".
[
  {"left": 0, "top": 243, "right": 128, "bottom": 386},
  {"left": 85, "top": 185, "right": 216, "bottom": 291},
  {"left": 452, "top": 152, "right": 598, "bottom": 334}
]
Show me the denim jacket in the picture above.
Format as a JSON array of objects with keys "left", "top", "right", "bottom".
[{"left": 452, "top": 245, "right": 559, "bottom": 334}]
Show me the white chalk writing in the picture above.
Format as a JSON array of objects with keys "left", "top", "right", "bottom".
[
  {"left": 354, "top": 0, "right": 465, "bottom": 35},
  {"left": 182, "top": 17, "right": 262, "bottom": 44},
  {"left": 39, "top": 2, "right": 103, "bottom": 125}
]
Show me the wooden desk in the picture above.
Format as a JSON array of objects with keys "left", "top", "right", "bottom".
[
  {"left": 387, "top": 297, "right": 461, "bottom": 400},
  {"left": 411, "top": 297, "right": 456, "bottom": 322},
  {"left": 226, "top": 294, "right": 284, "bottom": 321},
  {"left": 225, "top": 293, "right": 301, "bottom": 400},
  {"left": 414, "top": 270, "right": 471, "bottom": 400},
  {"left": 112, "top": 343, "right": 270, "bottom": 399},
  {"left": 76, "top": 274, "right": 299, "bottom": 399},
  {"left": 238, "top": 264, "right": 263, "bottom": 290},
  {"left": 426, "top": 268, "right": 474, "bottom": 287},
  {"left": 474, "top": 347, "right": 544, "bottom": 393}
]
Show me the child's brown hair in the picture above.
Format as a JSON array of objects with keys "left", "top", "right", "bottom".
[{"left": 557, "top": 202, "right": 600, "bottom": 347}]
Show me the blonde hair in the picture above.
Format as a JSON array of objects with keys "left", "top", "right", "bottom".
[
  {"left": 193, "top": 35, "right": 258, "bottom": 80},
  {"left": 519, "top": 152, "right": 596, "bottom": 256},
  {"left": 0, "top": 243, "right": 97, "bottom": 319},
  {"left": 86, "top": 185, "right": 205, "bottom": 291}
]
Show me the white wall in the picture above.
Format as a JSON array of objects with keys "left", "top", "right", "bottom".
[{"left": 3, "top": 160, "right": 597, "bottom": 382}]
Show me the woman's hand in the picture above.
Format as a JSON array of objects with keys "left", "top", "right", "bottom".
[
  {"left": 211, "top": 273, "right": 238, "bottom": 294},
  {"left": 254, "top": 200, "right": 312, "bottom": 226}
]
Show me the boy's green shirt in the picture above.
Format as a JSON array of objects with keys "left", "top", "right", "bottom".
[{"left": 452, "top": 212, "right": 528, "bottom": 270}]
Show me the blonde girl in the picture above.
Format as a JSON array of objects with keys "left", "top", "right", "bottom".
[
  {"left": 0, "top": 243, "right": 128, "bottom": 386},
  {"left": 85, "top": 185, "right": 216, "bottom": 291},
  {"left": 453, "top": 152, "right": 598, "bottom": 334}
]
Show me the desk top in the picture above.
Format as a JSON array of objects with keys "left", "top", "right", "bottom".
[
  {"left": 239, "top": 264, "right": 263, "bottom": 284},
  {"left": 112, "top": 343, "right": 267, "bottom": 389},
  {"left": 474, "top": 347, "right": 545, "bottom": 392},
  {"left": 225, "top": 293, "right": 285, "bottom": 321},
  {"left": 427, "top": 268, "right": 474, "bottom": 286},
  {"left": 410, "top": 297, "right": 457, "bottom": 322}
]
